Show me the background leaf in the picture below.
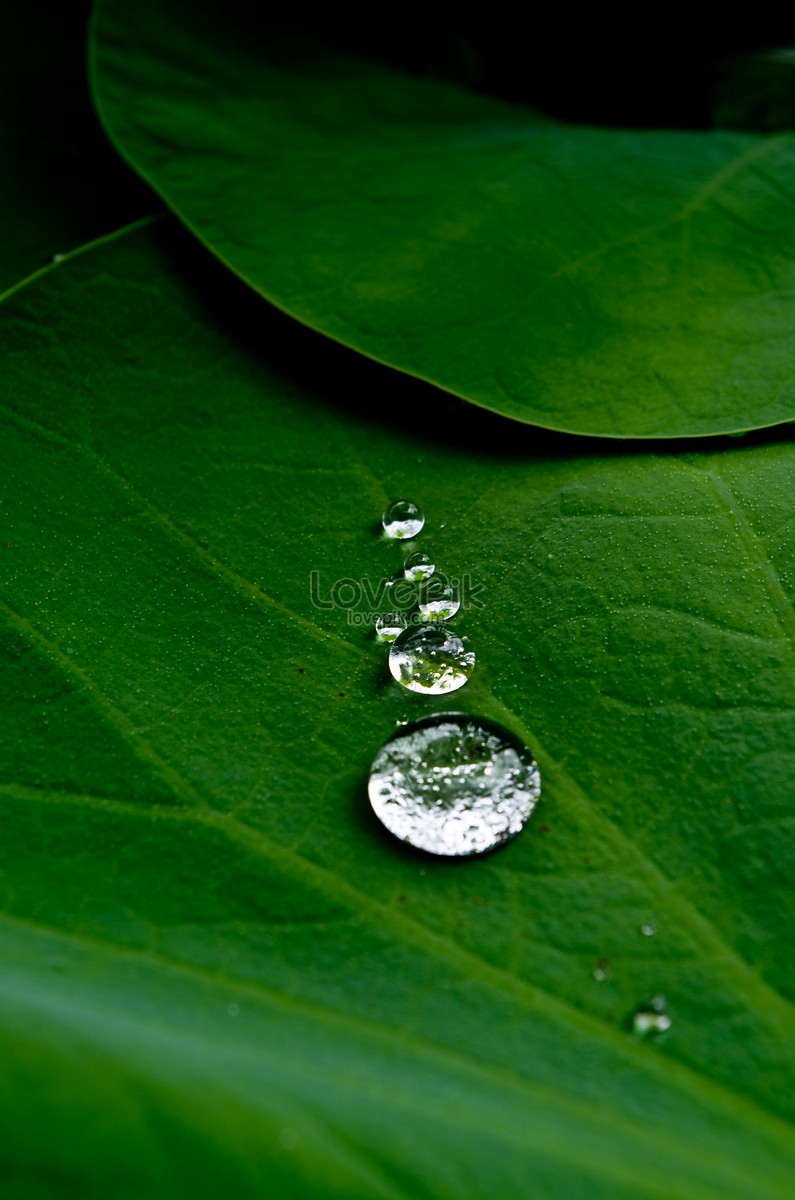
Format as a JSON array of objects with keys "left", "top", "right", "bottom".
[
  {"left": 0, "top": 0, "right": 153, "bottom": 294},
  {"left": 90, "top": 0, "right": 795, "bottom": 439},
  {"left": 3, "top": 217, "right": 795, "bottom": 1195}
]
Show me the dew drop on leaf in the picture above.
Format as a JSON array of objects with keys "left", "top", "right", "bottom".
[
  {"left": 382, "top": 500, "right": 424, "bottom": 539},
  {"left": 632, "top": 994, "right": 672, "bottom": 1036},
  {"left": 368, "top": 713, "right": 541, "bottom": 856},
  {"left": 403, "top": 550, "right": 435, "bottom": 582},
  {"left": 418, "top": 577, "right": 460, "bottom": 621},
  {"left": 389, "top": 625, "right": 474, "bottom": 694},
  {"left": 375, "top": 611, "right": 407, "bottom": 642}
]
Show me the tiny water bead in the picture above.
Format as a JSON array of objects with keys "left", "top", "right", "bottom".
[
  {"left": 418, "top": 577, "right": 459, "bottom": 621},
  {"left": 368, "top": 713, "right": 542, "bottom": 856},
  {"left": 382, "top": 500, "right": 425, "bottom": 539},
  {"left": 632, "top": 995, "right": 672, "bottom": 1036},
  {"left": 403, "top": 550, "right": 435, "bottom": 583},
  {"left": 389, "top": 624, "right": 474, "bottom": 694},
  {"left": 375, "top": 611, "right": 407, "bottom": 643}
]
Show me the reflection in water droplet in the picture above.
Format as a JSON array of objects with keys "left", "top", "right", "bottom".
[
  {"left": 376, "top": 611, "right": 407, "bottom": 642},
  {"left": 418, "top": 577, "right": 460, "bottom": 621},
  {"left": 389, "top": 624, "right": 474, "bottom": 694},
  {"left": 632, "top": 994, "right": 671, "bottom": 1035},
  {"left": 368, "top": 713, "right": 541, "bottom": 855},
  {"left": 593, "top": 959, "right": 612, "bottom": 982},
  {"left": 382, "top": 500, "right": 424, "bottom": 539},
  {"left": 641, "top": 922, "right": 657, "bottom": 937},
  {"left": 404, "top": 550, "right": 435, "bottom": 582}
]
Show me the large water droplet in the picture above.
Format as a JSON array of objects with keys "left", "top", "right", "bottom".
[
  {"left": 375, "top": 611, "right": 407, "bottom": 643},
  {"left": 418, "top": 577, "right": 460, "bottom": 621},
  {"left": 404, "top": 550, "right": 435, "bottom": 582},
  {"left": 389, "top": 624, "right": 474, "bottom": 694},
  {"left": 368, "top": 713, "right": 541, "bottom": 855},
  {"left": 382, "top": 500, "right": 424, "bottom": 539}
]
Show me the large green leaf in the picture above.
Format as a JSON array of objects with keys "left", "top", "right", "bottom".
[
  {"left": 90, "top": 0, "right": 795, "bottom": 439},
  {"left": 3, "top": 217, "right": 795, "bottom": 1196}
]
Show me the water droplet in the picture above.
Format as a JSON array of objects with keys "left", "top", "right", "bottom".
[
  {"left": 52, "top": 253, "right": 65, "bottom": 262},
  {"left": 632, "top": 994, "right": 671, "bottom": 1035},
  {"left": 403, "top": 550, "right": 435, "bottom": 582},
  {"left": 641, "top": 922, "right": 657, "bottom": 937},
  {"left": 382, "top": 500, "right": 424, "bottom": 539},
  {"left": 389, "top": 625, "right": 474, "bottom": 694},
  {"left": 368, "top": 713, "right": 541, "bottom": 856},
  {"left": 227, "top": 1003, "right": 239, "bottom": 1017},
  {"left": 376, "top": 611, "right": 407, "bottom": 642},
  {"left": 418, "top": 577, "right": 460, "bottom": 621},
  {"left": 593, "top": 959, "right": 612, "bottom": 982}
]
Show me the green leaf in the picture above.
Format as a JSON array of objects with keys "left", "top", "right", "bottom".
[
  {"left": 0, "top": 0, "right": 153, "bottom": 294},
  {"left": 90, "top": 0, "right": 795, "bottom": 439},
  {"left": 3, "top": 216, "right": 795, "bottom": 1195}
]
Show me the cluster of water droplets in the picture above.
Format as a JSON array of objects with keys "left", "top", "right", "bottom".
[
  {"left": 369, "top": 499, "right": 538, "bottom": 856},
  {"left": 379, "top": 499, "right": 472, "bottom": 694},
  {"left": 371, "top": 502, "right": 671, "bottom": 1037}
]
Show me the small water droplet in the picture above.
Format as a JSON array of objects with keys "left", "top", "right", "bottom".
[
  {"left": 227, "top": 1003, "right": 239, "bottom": 1017},
  {"left": 641, "top": 922, "right": 657, "bottom": 937},
  {"left": 632, "top": 994, "right": 671, "bottom": 1036},
  {"left": 403, "top": 550, "right": 435, "bottom": 582},
  {"left": 382, "top": 500, "right": 424, "bottom": 539},
  {"left": 52, "top": 253, "right": 65, "bottom": 262},
  {"left": 389, "top": 625, "right": 474, "bottom": 694},
  {"left": 418, "top": 577, "right": 460, "bottom": 621},
  {"left": 593, "top": 959, "right": 612, "bottom": 982},
  {"left": 376, "top": 611, "right": 407, "bottom": 642},
  {"left": 368, "top": 713, "right": 541, "bottom": 856}
]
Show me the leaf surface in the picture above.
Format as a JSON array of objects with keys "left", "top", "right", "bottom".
[
  {"left": 2, "top": 219, "right": 795, "bottom": 1196},
  {"left": 0, "top": 0, "right": 153, "bottom": 294},
  {"left": 90, "top": 0, "right": 795, "bottom": 438}
]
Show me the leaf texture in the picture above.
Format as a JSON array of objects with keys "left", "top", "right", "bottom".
[{"left": 1, "top": 219, "right": 795, "bottom": 1195}]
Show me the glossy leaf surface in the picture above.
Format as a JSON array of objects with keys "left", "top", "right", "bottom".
[
  {"left": 91, "top": 0, "right": 795, "bottom": 437},
  {"left": 2, "top": 219, "right": 795, "bottom": 1195}
]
